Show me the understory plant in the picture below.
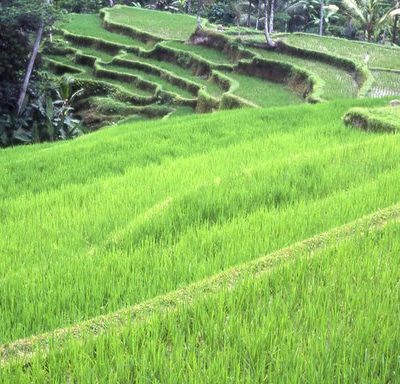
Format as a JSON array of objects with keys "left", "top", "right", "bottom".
[{"left": 0, "top": 75, "right": 83, "bottom": 146}]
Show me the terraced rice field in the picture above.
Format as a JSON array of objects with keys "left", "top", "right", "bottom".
[
  {"left": 48, "top": 7, "right": 400, "bottom": 130},
  {"left": 164, "top": 40, "right": 235, "bottom": 64},
  {"left": 281, "top": 33, "right": 400, "bottom": 70},
  {"left": 250, "top": 48, "right": 358, "bottom": 100},
  {"left": 1, "top": 96, "right": 400, "bottom": 382},
  {"left": 106, "top": 6, "right": 199, "bottom": 40},
  {"left": 2, "top": 7, "right": 400, "bottom": 382},
  {"left": 370, "top": 70, "right": 400, "bottom": 98},
  {"left": 62, "top": 13, "right": 150, "bottom": 49},
  {"left": 345, "top": 105, "right": 400, "bottom": 133},
  {"left": 226, "top": 71, "right": 302, "bottom": 106}
]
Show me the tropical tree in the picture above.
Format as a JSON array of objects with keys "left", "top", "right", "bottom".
[
  {"left": 263, "top": 0, "right": 277, "bottom": 45},
  {"left": 341, "top": 0, "right": 392, "bottom": 41},
  {"left": 286, "top": 0, "right": 338, "bottom": 35}
]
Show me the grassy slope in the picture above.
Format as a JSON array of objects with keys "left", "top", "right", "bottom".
[
  {"left": 226, "top": 72, "right": 303, "bottom": 106},
  {"left": 1, "top": 97, "right": 400, "bottom": 346},
  {"left": 106, "top": 6, "right": 198, "bottom": 40},
  {"left": 62, "top": 13, "right": 148, "bottom": 48},
  {"left": 251, "top": 48, "right": 358, "bottom": 100},
  {"left": 3, "top": 220, "right": 400, "bottom": 382},
  {"left": 165, "top": 41, "right": 235, "bottom": 64},
  {"left": 281, "top": 33, "right": 400, "bottom": 70}
]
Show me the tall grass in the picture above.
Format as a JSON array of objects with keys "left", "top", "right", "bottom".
[
  {"left": 0, "top": 98, "right": 398, "bottom": 344},
  {"left": 3, "top": 222, "right": 400, "bottom": 382}
]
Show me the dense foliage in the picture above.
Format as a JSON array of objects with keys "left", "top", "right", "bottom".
[{"left": 0, "top": 0, "right": 83, "bottom": 146}]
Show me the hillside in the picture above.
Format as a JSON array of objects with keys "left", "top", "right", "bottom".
[
  {"left": 1, "top": 4, "right": 400, "bottom": 382},
  {"left": 45, "top": 6, "right": 400, "bottom": 129},
  {"left": 1, "top": 95, "right": 400, "bottom": 381}
]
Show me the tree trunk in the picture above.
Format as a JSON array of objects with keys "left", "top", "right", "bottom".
[
  {"left": 366, "top": 26, "right": 372, "bottom": 42},
  {"left": 16, "top": 21, "right": 44, "bottom": 116},
  {"left": 263, "top": 0, "right": 275, "bottom": 47},
  {"left": 109, "top": 0, "right": 114, "bottom": 7},
  {"left": 247, "top": 0, "right": 252, "bottom": 27},
  {"left": 393, "top": 15, "right": 399, "bottom": 44},
  {"left": 197, "top": 0, "right": 202, "bottom": 29},
  {"left": 187, "top": 0, "right": 192, "bottom": 14},
  {"left": 319, "top": 0, "right": 324, "bottom": 36},
  {"left": 269, "top": 0, "right": 275, "bottom": 34},
  {"left": 256, "top": 0, "right": 261, "bottom": 30}
]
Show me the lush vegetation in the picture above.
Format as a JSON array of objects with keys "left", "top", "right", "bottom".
[
  {"left": 3, "top": 221, "right": 400, "bottom": 382},
  {"left": 344, "top": 104, "right": 400, "bottom": 132},
  {"left": 1, "top": 0, "right": 400, "bottom": 382},
  {"left": 37, "top": 5, "right": 399, "bottom": 132},
  {"left": 2, "top": 0, "right": 400, "bottom": 144},
  {"left": 1, "top": 97, "right": 400, "bottom": 381}
]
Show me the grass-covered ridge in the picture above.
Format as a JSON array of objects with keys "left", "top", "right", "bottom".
[
  {"left": 105, "top": 6, "right": 200, "bottom": 41},
  {"left": 344, "top": 105, "right": 400, "bottom": 132}
]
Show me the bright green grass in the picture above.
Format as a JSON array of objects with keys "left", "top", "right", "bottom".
[
  {"left": 167, "top": 106, "right": 195, "bottom": 118},
  {"left": 1, "top": 98, "right": 399, "bottom": 344},
  {"left": 4, "top": 222, "right": 400, "bottom": 382},
  {"left": 251, "top": 47, "right": 358, "bottom": 99},
  {"left": 102, "top": 63, "right": 195, "bottom": 98},
  {"left": 226, "top": 71, "right": 303, "bottom": 106},
  {"left": 370, "top": 70, "right": 400, "bottom": 97},
  {"left": 47, "top": 54, "right": 82, "bottom": 69},
  {"left": 165, "top": 41, "right": 235, "bottom": 65},
  {"left": 47, "top": 54, "right": 154, "bottom": 96},
  {"left": 106, "top": 6, "right": 198, "bottom": 41},
  {"left": 345, "top": 105, "right": 400, "bottom": 133},
  {"left": 74, "top": 45, "right": 114, "bottom": 62},
  {"left": 282, "top": 33, "right": 400, "bottom": 70},
  {"left": 61, "top": 13, "right": 149, "bottom": 49},
  {"left": 121, "top": 53, "right": 224, "bottom": 97}
]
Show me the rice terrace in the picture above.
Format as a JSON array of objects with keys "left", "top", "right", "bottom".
[{"left": 1, "top": 0, "right": 400, "bottom": 382}]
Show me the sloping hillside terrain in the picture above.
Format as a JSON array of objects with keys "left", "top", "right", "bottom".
[
  {"left": 1, "top": 95, "right": 400, "bottom": 381},
  {"left": 1, "top": 5, "right": 400, "bottom": 383},
  {"left": 45, "top": 6, "right": 400, "bottom": 129}
]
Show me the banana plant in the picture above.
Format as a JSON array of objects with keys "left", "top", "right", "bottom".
[{"left": 52, "top": 75, "right": 83, "bottom": 140}]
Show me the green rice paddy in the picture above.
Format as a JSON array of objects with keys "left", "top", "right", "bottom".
[
  {"left": 1, "top": 6, "right": 400, "bottom": 382},
  {"left": 1, "top": 97, "right": 400, "bottom": 381}
]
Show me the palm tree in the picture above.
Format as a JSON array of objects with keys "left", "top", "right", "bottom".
[{"left": 341, "top": 0, "right": 392, "bottom": 41}]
